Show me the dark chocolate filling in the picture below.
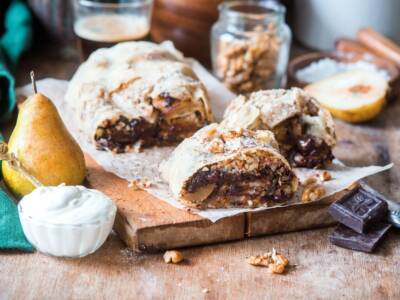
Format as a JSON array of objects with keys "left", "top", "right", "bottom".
[
  {"left": 186, "top": 166, "right": 294, "bottom": 204},
  {"left": 158, "top": 92, "right": 177, "bottom": 108},
  {"left": 95, "top": 95, "right": 207, "bottom": 153},
  {"left": 95, "top": 116, "right": 158, "bottom": 153},
  {"left": 275, "top": 116, "right": 334, "bottom": 168}
]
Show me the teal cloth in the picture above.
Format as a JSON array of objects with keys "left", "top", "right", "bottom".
[
  {"left": 0, "top": 188, "right": 33, "bottom": 252},
  {"left": 0, "top": 1, "right": 33, "bottom": 252},
  {"left": 0, "top": 0, "right": 33, "bottom": 122},
  {"left": 0, "top": 132, "right": 33, "bottom": 252}
]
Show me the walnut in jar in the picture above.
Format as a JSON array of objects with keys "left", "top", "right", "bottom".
[{"left": 211, "top": 1, "right": 291, "bottom": 94}]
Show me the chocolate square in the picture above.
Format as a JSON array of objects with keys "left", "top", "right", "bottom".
[
  {"left": 328, "top": 185, "right": 388, "bottom": 234},
  {"left": 329, "top": 223, "right": 391, "bottom": 253}
]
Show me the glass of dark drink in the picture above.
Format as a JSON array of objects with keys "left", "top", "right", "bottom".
[{"left": 73, "top": 0, "right": 153, "bottom": 61}]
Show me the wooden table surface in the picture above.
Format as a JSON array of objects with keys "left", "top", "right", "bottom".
[{"left": 1, "top": 43, "right": 400, "bottom": 300}]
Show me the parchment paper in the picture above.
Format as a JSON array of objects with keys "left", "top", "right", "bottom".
[{"left": 17, "top": 44, "right": 392, "bottom": 222}]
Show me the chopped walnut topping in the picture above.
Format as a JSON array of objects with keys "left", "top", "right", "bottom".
[
  {"left": 247, "top": 249, "right": 289, "bottom": 274},
  {"left": 301, "top": 183, "right": 326, "bottom": 203},
  {"left": 221, "top": 128, "right": 244, "bottom": 140},
  {"left": 205, "top": 127, "right": 218, "bottom": 140},
  {"left": 163, "top": 250, "right": 184, "bottom": 264},
  {"left": 128, "top": 178, "right": 152, "bottom": 190},
  {"left": 320, "top": 171, "right": 332, "bottom": 181},
  {"left": 208, "top": 139, "right": 224, "bottom": 153}
]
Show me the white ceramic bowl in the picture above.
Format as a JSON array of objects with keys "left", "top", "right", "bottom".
[{"left": 18, "top": 200, "right": 116, "bottom": 258}]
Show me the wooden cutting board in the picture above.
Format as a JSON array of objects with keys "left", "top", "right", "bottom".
[{"left": 85, "top": 155, "right": 355, "bottom": 252}]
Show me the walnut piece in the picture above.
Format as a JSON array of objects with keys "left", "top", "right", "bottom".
[
  {"left": 204, "top": 127, "right": 218, "bottom": 140},
  {"left": 163, "top": 250, "right": 184, "bottom": 264},
  {"left": 208, "top": 139, "right": 224, "bottom": 153},
  {"left": 247, "top": 254, "right": 273, "bottom": 267},
  {"left": 320, "top": 171, "right": 332, "bottom": 181},
  {"left": 301, "top": 183, "right": 326, "bottom": 203},
  {"left": 220, "top": 128, "right": 244, "bottom": 140},
  {"left": 247, "top": 249, "right": 289, "bottom": 274}
]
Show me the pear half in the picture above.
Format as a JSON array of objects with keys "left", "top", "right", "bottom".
[
  {"left": 2, "top": 93, "right": 86, "bottom": 197},
  {"left": 305, "top": 70, "right": 388, "bottom": 123}
]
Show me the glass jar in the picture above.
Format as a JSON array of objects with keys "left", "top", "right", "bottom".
[{"left": 211, "top": 0, "right": 291, "bottom": 94}]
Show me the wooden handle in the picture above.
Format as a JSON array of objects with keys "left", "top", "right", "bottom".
[
  {"left": 357, "top": 27, "right": 400, "bottom": 67},
  {"left": 335, "top": 38, "right": 374, "bottom": 56}
]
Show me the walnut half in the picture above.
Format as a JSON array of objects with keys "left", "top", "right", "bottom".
[
  {"left": 247, "top": 249, "right": 289, "bottom": 274},
  {"left": 163, "top": 250, "right": 184, "bottom": 264}
]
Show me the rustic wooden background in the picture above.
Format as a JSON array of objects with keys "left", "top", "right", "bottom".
[{"left": 0, "top": 43, "right": 399, "bottom": 299}]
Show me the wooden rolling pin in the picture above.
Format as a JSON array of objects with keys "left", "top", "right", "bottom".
[{"left": 357, "top": 27, "right": 400, "bottom": 67}]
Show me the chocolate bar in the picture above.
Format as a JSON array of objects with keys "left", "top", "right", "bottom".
[
  {"left": 328, "top": 185, "right": 388, "bottom": 234},
  {"left": 329, "top": 223, "right": 391, "bottom": 253}
]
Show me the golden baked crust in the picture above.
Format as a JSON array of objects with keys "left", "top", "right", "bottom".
[
  {"left": 222, "top": 88, "right": 336, "bottom": 168},
  {"left": 160, "top": 124, "right": 298, "bottom": 208},
  {"left": 66, "top": 42, "right": 212, "bottom": 153}
]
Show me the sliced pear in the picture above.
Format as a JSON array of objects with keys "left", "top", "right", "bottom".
[{"left": 305, "top": 70, "right": 388, "bottom": 123}]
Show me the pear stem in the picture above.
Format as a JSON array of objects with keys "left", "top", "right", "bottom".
[
  {"left": 30, "top": 71, "right": 37, "bottom": 94},
  {"left": 0, "top": 142, "right": 43, "bottom": 188}
]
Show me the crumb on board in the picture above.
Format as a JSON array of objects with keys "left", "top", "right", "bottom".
[
  {"left": 163, "top": 250, "right": 184, "bottom": 264},
  {"left": 128, "top": 178, "right": 152, "bottom": 190},
  {"left": 247, "top": 248, "right": 289, "bottom": 274},
  {"left": 202, "top": 288, "right": 209, "bottom": 294}
]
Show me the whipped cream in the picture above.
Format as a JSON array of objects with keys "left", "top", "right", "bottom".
[
  {"left": 20, "top": 185, "right": 115, "bottom": 225},
  {"left": 18, "top": 185, "right": 117, "bottom": 257}
]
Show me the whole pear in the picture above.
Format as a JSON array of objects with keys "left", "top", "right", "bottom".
[{"left": 2, "top": 92, "right": 86, "bottom": 197}]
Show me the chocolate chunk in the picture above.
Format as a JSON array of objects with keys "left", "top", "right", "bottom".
[
  {"left": 328, "top": 186, "right": 388, "bottom": 234},
  {"left": 277, "top": 117, "right": 334, "bottom": 168},
  {"left": 159, "top": 92, "right": 177, "bottom": 107},
  {"left": 329, "top": 223, "right": 391, "bottom": 253}
]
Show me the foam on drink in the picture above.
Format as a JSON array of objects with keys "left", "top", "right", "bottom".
[{"left": 74, "top": 14, "right": 150, "bottom": 60}]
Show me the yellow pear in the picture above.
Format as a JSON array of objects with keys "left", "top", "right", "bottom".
[{"left": 2, "top": 85, "right": 86, "bottom": 197}]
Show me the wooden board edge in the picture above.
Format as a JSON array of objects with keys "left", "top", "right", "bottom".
[
  {"left": 115, "top": 213, "right": 246, "bottom": 252},
  {"left": 245, "top": 184, "right": 358, "bottom": 237}
]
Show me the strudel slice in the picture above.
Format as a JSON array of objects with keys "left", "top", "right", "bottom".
[
  {"left": 66, "top": 41, "right": 212, "bottom": 153},
  {"left": 222, "top": 88, "right": 336, "bottom": 168},
  {"left": 160, "top": 124, "right": 298, "bottom": 209}
]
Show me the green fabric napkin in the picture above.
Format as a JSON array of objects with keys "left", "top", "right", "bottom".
[
  {"left": 0, "top": 0, "right": 33, "bottom": 252},
  {"left": 0, "top": 188, "right": 33, "bottom": 252},
  {"left": 0, "top": 133, "right": 33, "bottom": 252},
  {"left": 0, "top": 0, "right": 33, "bottom": 122}
]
